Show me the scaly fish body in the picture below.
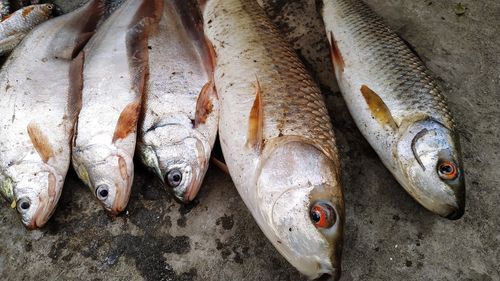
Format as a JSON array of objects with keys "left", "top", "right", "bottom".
[
  {"left": 72, "top": 0, "right": 161, "bottom": 214},
  {"left": 320, "top": 0, "right": 465, "bottom": 218},
  {"left": 0, "top": 4, "right": 53, "bottom": 54},
  {"left": 138, "top": 0, "right": 218, "bottom": 203},
  {"left": 204, "top": 0, "right": 344, "bottom": 279},
  {"left": 0, "top": 0, "right": 104, "bottom": 229}
]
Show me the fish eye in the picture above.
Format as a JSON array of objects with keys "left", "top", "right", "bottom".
[
  {"left": 96, "top": 185, "right": 109, "bottom": 201},
  {"left": 310, "top": 202, "right": 336, "bottom": 229},
  {"left": 437, "top": 160, "right": 458, "bottom": 180},
  {"left": 166, "top": 169, "right": 183, "bottom": 188},
  {"left": 17, "top": 198, "right": 31, "bottom": 213}
]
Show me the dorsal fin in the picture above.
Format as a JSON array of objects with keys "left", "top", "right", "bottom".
[
  {"left": 112, "top": 101, "right": 142, "bottom": 142},
  {"left": 27, "top": 122, "right": 54, "bottom": 163},
  {"left": 68, "top": 51, "right": 85, "bottom": 123},
  {"left": 360, "top": 85, "right": 398, "bottom": 130},
  {"left": 246, "top": 78, "right": 264, "bottom": 151},
  {"left": 195, "top": 81, "right": 216, "bottom": 127},
  {"left": 171, "top": 0, "right": 215, "bottom": 74},
  {"left": 49, "top": 0, "right": 106, "bottom": 60},
  {"left": 329, "top": 31, "right": 344, "bottom": 72}
]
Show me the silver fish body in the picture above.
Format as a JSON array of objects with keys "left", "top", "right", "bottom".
[
  {"left": 138, "top": 0, "right": 218, "bottom": 203},
  {"left": 320, "top": 0, "right": 465, "bottom": 219},
  {"left": 72, "top": 0, "right": 161, "bottom": 215},
  {"left": 0, "top": 0, "right": 104, "bottom": 229},
  {"left": 204, "top": 0, "right": 344, "bottom": 279},
  {"left": 0, "top": 4, "right": 53, "bottom": 55}
]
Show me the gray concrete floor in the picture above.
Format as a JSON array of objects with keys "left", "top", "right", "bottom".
[{"left": 0, "top": 1, "right": 499, "bottom": 280}]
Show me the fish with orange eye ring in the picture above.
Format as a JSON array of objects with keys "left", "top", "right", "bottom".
[
  {"left": 438, "top": 160, "right": 459, "bottom": 180},
  {"left": 310, "top": 202, "right": 337, "bottom": 229}
]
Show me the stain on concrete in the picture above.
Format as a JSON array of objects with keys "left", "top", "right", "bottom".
[{"left": 216, "top": 214, "right": 234, "bottom": 230}]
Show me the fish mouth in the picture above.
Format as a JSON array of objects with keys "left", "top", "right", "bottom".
[
  {"left": 316, "top": 269, "right": 341, "bottom": 281},
  {"left": 445, "top": 204, "right": 465, "bottom": 220}
]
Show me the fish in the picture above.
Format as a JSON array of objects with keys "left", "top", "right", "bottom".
[
  {"left": 203, "top": 0, "right": 345, "bottom": 279},
  {"left": 0, "top": 0, "right": 105, "bottom": 229},
  {"left": 137, "top": 0, "right": 218, "bottom": 203},
  {"left": 0, "top": 4, "right": 54, "bottom": 55},
  {"left": 319, "top": 0, "right": 465, "bottom": 219},
  {"left": 72, "top": 0, "right": 162, "bottom": 215},
  {"left": 0, "top": 0, "right": 10, "bottom": 20}
]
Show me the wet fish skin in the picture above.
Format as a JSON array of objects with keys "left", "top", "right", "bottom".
[
  {"left": 0, "top": 0, "right": 105, "bottom": 229},
  {"left": 137, "top": 0, "right": 218, "bottom": 203},
  {"left": 320, "top": 0, "right": 465, "bottom": 219},
  {"left": 204, "top": 0, "right": 344, "bottom": 279},
  {"left": 72, "top": 0, "right": 161, "bottom": 215}
]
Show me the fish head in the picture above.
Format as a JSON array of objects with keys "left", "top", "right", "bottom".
[
  {"left": 12, "top": 163, "right": 64, "bottom": 229},
  {"left": 139, "top": 121, "right": 209, "bottom": 203},
  {"left": 256, "top": 141, "right": 344, "bottom": 280},
  {"left": 34, "top": 4, "right": 55, "bottom": 17},
  {"left": 397, "top": 118, "right": 465, "bottom": 219},
  {"left": 73, "top": 145, "right": 133, "bottom": 215}
]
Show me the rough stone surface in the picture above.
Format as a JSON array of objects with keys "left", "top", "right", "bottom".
[{"left": 0, "top": 1, "right": 498, "bottom": 280}]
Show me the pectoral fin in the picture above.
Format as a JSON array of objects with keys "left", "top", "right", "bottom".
[
  {"left": 329, "top": 31, "right": 345, "bottom": 72},
  {"left": 360, "top": 85, "right": 398, "bottom": 130},
  {"left": 246, "top": 78, "right": 264, "bottom": 151},
  {"left": 112, "top": 102, "right": 141, "bottom": 142},
  {"left": 195, "top": 81, "right": 216, "bottom": 127},
  {"left": 27, "top": 122, "right": 54, "bottom": 163}
]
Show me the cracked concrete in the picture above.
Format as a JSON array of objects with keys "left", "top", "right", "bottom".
[{"left": 0, "top": 0, "right": 498, "bottom": 280}]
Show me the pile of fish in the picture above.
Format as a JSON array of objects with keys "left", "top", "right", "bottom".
[{"left": 0, "top": 0, "right": 465, "bottom": 279}]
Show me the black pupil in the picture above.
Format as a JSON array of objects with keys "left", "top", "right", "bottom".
[
  {"left": 172, "top": 174, "right": 181, "bottom": 183},
  {"left": 311, "top": 210, "right": 321, "bottom": 223},
  {"left": 440, "top": 165, "right": 453, "bottom": 174},
  {"left": 99, "top": 189, "right": 108, "bottom": 198},
  {"left": 21, "top": 201, "right": 30, "bottom": 210}
]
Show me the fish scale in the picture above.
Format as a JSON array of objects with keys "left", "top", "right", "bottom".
[
  {"left": 208, "top": 0, "right": 337, "bottom": 159},
  {"left": 327, "top": 0, "right": 454, "bottom": 128}
]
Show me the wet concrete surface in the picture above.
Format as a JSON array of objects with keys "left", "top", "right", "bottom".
[{"left": 0, "top": 0, "right": 499, "bottom": 280}]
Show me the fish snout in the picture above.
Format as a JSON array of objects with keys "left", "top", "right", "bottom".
[{"left": 316, "top": 268, "right": 341, "bottom": 281}]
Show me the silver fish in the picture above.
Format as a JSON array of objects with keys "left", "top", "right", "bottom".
[
  {"left": 72, "top": 0, "right": 161, "bottom": 215},
  {"left": 0, "top": 4, "right": 53, "bottom": 55},
  {"left": 0, "top": 0, "right": 104, "bottom": 229},
  {"left": 137, "top": 0, "right": 218, "bottom": 203},
  {"left": 320, "top": 0, "right": 465, "bottom": 219},
  {"left": 0, "top": 0, "right": 10, "bottom": 20},
  {"left": 204, "top": 0, "right": 344, "bottom": 279}
]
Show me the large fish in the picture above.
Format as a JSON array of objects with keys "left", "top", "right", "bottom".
[
  {"left": 204, "top": 0, "right": 344, "bottom": 279},
  {"left": 72, "top": 0, "right": 161, "bottom": 215},
  {"left": 319, "top": 0, "right": 465, "bottom": 219},
  {"left": 0, "top": 4, "right": 53, "bottom": 55},
  {"left": 0, "top": 0, "right": 104, "bottom": 229},
  {"left": 137, "top": 0, "right": 218, "bottom": 203}
]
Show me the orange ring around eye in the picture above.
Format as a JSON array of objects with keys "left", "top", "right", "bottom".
[
  {"left": 438, "top": 161, "right": 458, "bottom": 180},
  {"left": 311, "top": 203, "right": 336, "bottom": 229}
]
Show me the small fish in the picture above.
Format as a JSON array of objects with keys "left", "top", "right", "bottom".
[
  {"left": 137, "top": 0, "right": 218, "bottom": 203},
  {"left": 320, "top": 0, "right": 465, "bottom": 219},
  {"left": 72, "top": 0, "right": 162, "bottom": 215},
  {"left": 0, "top": 0, "right": 105, "bottom": 229},
  {"left": 204, "top": 0, "right": 344, "bottom": 279},
  {"left": 0, "top": 4, "right": 54, "bottom": 55},
  {"left": 0, "top": 0, "right": 10, "bottom": 20}
]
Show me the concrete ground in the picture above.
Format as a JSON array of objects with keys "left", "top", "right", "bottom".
[{"left": 0, "top": 0, "right": 499, "bottom": 280}]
